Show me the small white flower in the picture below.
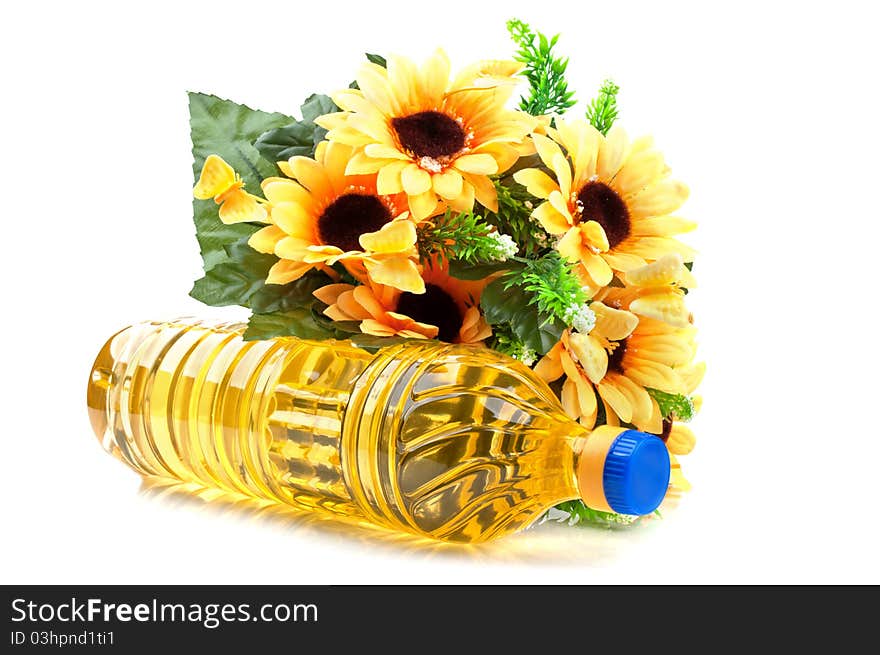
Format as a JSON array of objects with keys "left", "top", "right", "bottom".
[
  {"left": 518, "top": 346, "right": 537, "bottom": 367},
  {"left": 564, "top": 303, "right": 596, "bottom": 334},
  {"left": 488, "top": 231, "right": 518, "bottom": 261}
]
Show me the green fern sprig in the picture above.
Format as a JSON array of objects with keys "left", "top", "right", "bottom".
[
  {"left": 417, "top": 210, "right": 507, "bottom": 264},
  {"left": 483, "top": 180, "right": 549, "bottom": 259},
  {"left": 586, "top": 79, "right": 620, "bottom": 135},
  {"left": 507, "top": 19, "right": 576, "bottom": 116},
  {"left": 503, "top": 251, "right": 587, "bottom": 323}
]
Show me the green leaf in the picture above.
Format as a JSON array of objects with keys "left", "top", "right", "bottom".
[
  {"left": 190, "top": 236, "right": 330, "bottom": 311},
  {"left": 248, "top": 274, "right": 328, "bottom": 314},
  {"left": 447, "top": 259, "right": 521, "bottom": 280},
  {"left": 252, "top": 122, "right": 315, "bottom": 163},
  {"left": 300, "top": 93, "right": 337, "bottom": 123},
  {"left": 189, "top": 92, "right": 293, "bottom": 271},
  {"left": 243, "top": 308, "right": 333, "bottom": 341},
  {"left": 253, "top": 94, "right": 338, "bottom": 165},
  {"left": 646, "top": 388, "right": 695, "bottom": 422},
  {"left": 480, "top": 276, "right": 565, "bottom": 355},
  {"left": 192, "top": 215, "right": 263, "bottom": 272},
  {"left": 502, "top": 251, "right": 587, "bottom": 324},
  {"left": 365, "top": 53, "right": 387, "bottom": 68},
  {"left": 190, "top": 261, "right": 267, "bottom": 307}
]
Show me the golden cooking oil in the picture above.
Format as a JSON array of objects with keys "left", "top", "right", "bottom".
[{"left": 87, "top": 318, "right": 669, "bottom": 542}]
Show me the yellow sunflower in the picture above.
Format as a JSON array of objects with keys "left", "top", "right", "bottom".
[
  {"left": 535, "top": 298, "right": 696, "bottom": 432},
  {"left": 513, "top": 118, "right": 695, "bottom": 290},
  {"left": 315, "top": 50, "right": 535, "bottom": 221},
  {"left": 247, "top": 140, "right": 425, "bottom": 293},
  {"left": 314, "top": 265, "right": 492, "bottom": 344}
]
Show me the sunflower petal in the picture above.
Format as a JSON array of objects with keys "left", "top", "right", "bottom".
[
  {"left": 630, "top": 292, "right": 691, "bottom": 328},
  {"left": 313, "top": 283, "right": 354, "bottom": 306},
  {"left": 534, "top": 343, "right": 565, "bottom": 382},
  {"left": 597, "top": 379, "right": 632, "bottom": 423},
  {"left": 262, "top": 178, "right": 313, "bottom": 206},
  {"left": 345, "top": 151, "right": 387, "bottom": 175},
  {"left": 432, "top": 169, "right": 464, "bottom": 200},
  {"left": 269, "top": 202, "right": 316, "bottom": 239},
  {"left": 597, "top": 125, "right": 629, "bottom": 180},
  {"left": 265, "top": 259, "right": 311, "bottom": 285},
  {"left": 581, "top": 253, "right": 613, "bottom": 287},
  {"left": 580, "top": 220, "right": 610, "bottom": 252},
  {"left": 288, "top": 156, "right": 332, "bottom": 198},
  {"left": 591, "top": 302, "right": 638, "bottom": 341},
  {"left": 608, "top": 373, "right": 652, "bottom": 425},
  {"left": 376, "top": 160, "right": 408, "bottom": 195},
  {"left": 453, "top": 153, "right": 498, "bottom": 175},
  {"left": 407, "top": 190, "right": 439, "bottom": 221},
  {"left": 531, "top": 133, "right": 565, "bottom": 170},
  {"left": 567, "top": 332, "right": 608, "bottom": 384},
  {"left": 365, "top": 257, "right": 425, "bottom": 294},
  {"left": 401, "top": 164, "right": 432, "bottom": 195},
  {"left": 532, "top": 201, "right": 571, "bottom": 235},
  {"left": 360, "top": 318, "right": 400, "bottom": 337},
  {"left": 248, "top": 225, "right": 285, "bottom": 254},
  {"left": 556, "top": 227, "right": 585, "bottom": 264},
  {"left": 667, "top": 423, "right": 696, "bottom": 455},
  {"left": 513, "top": 168, "right": 559, "bottom": 199},
  {"left": 359, "top": 219, "right": 417, "bottom": 253}
]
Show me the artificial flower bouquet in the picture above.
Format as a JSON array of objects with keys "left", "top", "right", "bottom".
[{"left": 188, "top": 19, "right": 703, "bottom": 526}]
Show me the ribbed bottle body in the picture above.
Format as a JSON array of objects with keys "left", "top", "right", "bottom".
[
  {"left": 87, "top": 318, "right": 373, "bottom": 517},
  {"left": 88, "top": 318, "right": 585, "bottom": 542}
]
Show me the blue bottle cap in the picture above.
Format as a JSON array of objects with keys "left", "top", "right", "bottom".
[{"left": 602, "top": 430, "right": 671, "bottom": 515}]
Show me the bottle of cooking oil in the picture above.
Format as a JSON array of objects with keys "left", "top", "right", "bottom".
[{"left": 87, "top": 318, "right": 670, "bottom": 542}]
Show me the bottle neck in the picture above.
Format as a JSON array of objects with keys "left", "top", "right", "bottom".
[{"left": 571, "top": 425, "right": 633, "bottom": 513}]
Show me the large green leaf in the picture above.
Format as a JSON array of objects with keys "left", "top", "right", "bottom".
[
  {"left": 447, "top": 259, "right": 522, "bottom": 281},
  {"left": 243, "top": 308, "right": 334, "bottom": 341},
  {"left": 253, "top": 94, "right": 337, "bottom": 164},
  {"left": 188, "top": 92, "right": 294, "bottom": 271},
  {"left": 190, "top": 261, "right": 268, "bottom": 307},
  {"left": 248, "top": 274, "right": 329, "bottom": 314},
  {"left": 190, "top": 237, "right": 330, "bottom": 311},
  {"left": 480, "top": 276, "right": 565, "bottom": 355}
]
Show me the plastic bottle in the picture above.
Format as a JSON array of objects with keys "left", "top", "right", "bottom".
[{"left": 87, "top": 318, "right": 670, "bottom": 542}]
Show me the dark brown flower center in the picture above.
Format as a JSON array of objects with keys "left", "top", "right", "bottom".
[
  {"left": 391, "top": 111, "right": 466, "bottom": 159},
  {"left": 396, "top": 283, "right": 462, "bottom": 342},
  {"left": 577, "top": 181, "right": 631, "bottom": 248},
  {"left": 317, "top": 193, "right": 391, "bottom": 252},
  {"left": 607, "top": 338, "right": 628, "bottom": 374}
]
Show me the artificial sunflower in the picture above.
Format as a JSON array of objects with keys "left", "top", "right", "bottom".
[
  {"left": 314, "top": 265, "right": 492, "bottom": 344},
  {"left": 513, "top": 118, "right": 695, "bottom": 289},
  {"left": 248, "top": 140, "right": 425, "bottom": 293},
  {"left": 535, "top": 299, "right": 696, "bottom": 432},
  {"left": 315, "top": 50, "right": 535, "bottom": 221}
]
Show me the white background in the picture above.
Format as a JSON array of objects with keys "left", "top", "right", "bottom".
[{"left": 1, "top": 0, "right": 878, "bottom": 584}]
